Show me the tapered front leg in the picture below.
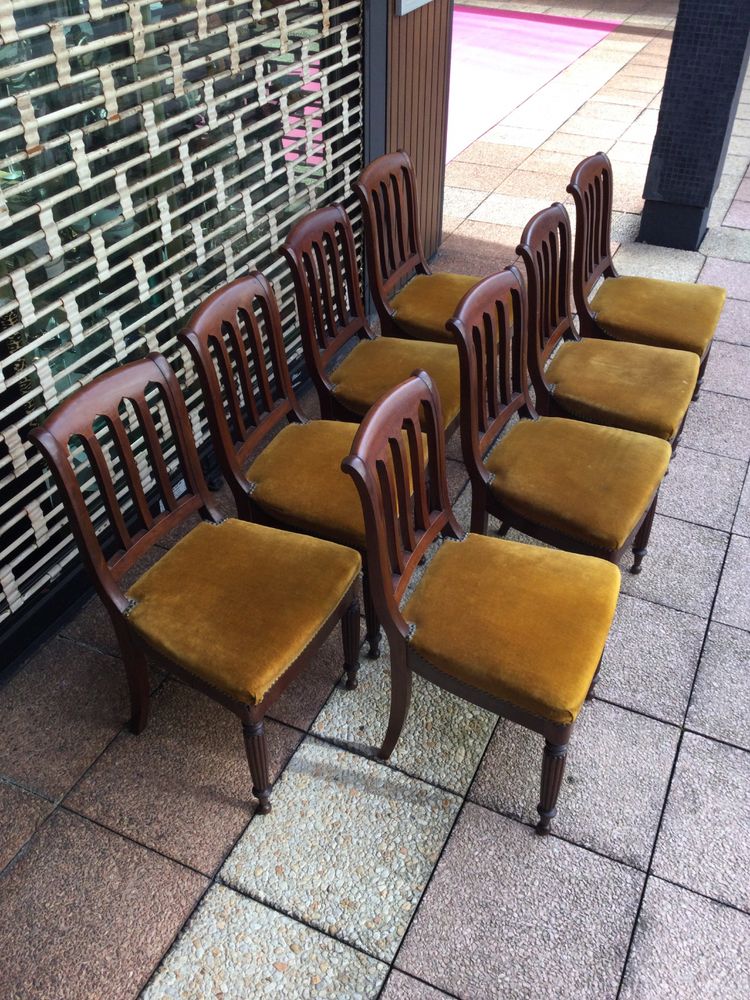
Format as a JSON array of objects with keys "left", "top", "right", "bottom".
[
  {"left": 362, "top": 570, "right": 381, "bottom": 659},
  {"left": 342, "top": 599, "right": 361, "bottom": 690},
  {"left": 536, "top": 739, "right": 569, "bottom": 835},
  {"left": 631, "top": 493, "right": 658, "bottom": 574},
  {"left": 243, "top": 719, "right": 272, "bottom": 814}
]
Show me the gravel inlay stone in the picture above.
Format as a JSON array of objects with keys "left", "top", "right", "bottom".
[
  {"left": 657, "top": 446, "right": 746, "bottom": 531},
  {"left": 613, "top": 242, "right": 704, "bottom": 282},
  {"left": 703, "top": 342, "right": 750, "bottom": 400},
  {"left": 682, "top": 390, "right": 750, "bottom": 461},
  {"left": 0, "top": 781, "right": 53, "bottom": 870},
  {"left": 380, "top": 970, "right": 451, "bottom": 1000},
  {"left": 687, "top": 624, "right": 750, "bottom": 750},
  {"left": 443, "top": 186, "right": 489, "bottom": 218},
  {"left": 712, "top": 534, "right": 750, "bottom": 632},
  {"left": 221, "top": 737, "right": 460, "bottom": 961},
  {"left": 311, "top": 655, "right": 496, "bottom": 794},
  {"left": 599, "top": 595, "right": 706, "bottom": 724},
  {"left": 469, "top": 701, "right": 678, "bottom": 869},
  {"left": 700, "top": 228, "right": 750, "bottom": 265},
  {"left": 699, "top": 258, "right": 750, "bottom": 300},
  {"left": 620, "top": 514, "right": 728, "bottom": 618},
  {"left": 469, "top": 192, "right": 551, "bottom": 227},
  {"left": 397, "top": 804, "right": 644, "bottom": 1000},
  {"left": 143, "top": 884, "right": 387, "bottom": 1000},
  {"left": 653, "top": 733, "right": 750, "bottom": 911},
  {"left": 733, "top": 473, "right": 750, "bottom": 537},
  {"left": 620, "top": 877, "right": 750, "bottom": 1000}
]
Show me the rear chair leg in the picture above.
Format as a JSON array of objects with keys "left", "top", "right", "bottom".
[
  {"left": 120, "top": 641, "right": 150, "bottom": 735},
  {"left": 363, "top": 572, "right": 381, "bottom": 659},
  {"left": 536, "top": 739, "right": 569, "bottom": 835},
  {"left": 631, "top": 494, "right": 658, "bottom": 575},
  {"left": 342, "top": 599, "right": 361, "bottom": 690},
  {"left": 379, "top": 663, "right": 412, "bottom": 760},
  {"left": 243, "top": 719, "right": 272, "bottom": 814}
]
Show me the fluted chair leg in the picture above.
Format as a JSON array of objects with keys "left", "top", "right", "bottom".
[
  {"left": 342, "top": 599, "right": 361, "bottom": 690},
  {"left": 631, "top": 494, "right": 658, "bottom": 575},
  {"left": 536, "top": 739, "right": 569, "bottom": 835},
  {"left": 243, "top": 719, "right": 272, "bottom": 814}
]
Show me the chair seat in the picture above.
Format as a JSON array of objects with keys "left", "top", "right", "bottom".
[
  {"left": 487, "top": 417, "right": 670, "bottom": 551},
  {"left": 331, "top": 336, "right": 460, "bottom": 429},
  {"left": 247, "top": 421, "right": 365, "bottom": 548},
  {"left": 404, "top": 534, "right": 619, "bottom": 725},
  {"left": 391, "top": 272, "right": 481, "bottom": 343},
  {"left": 547, "top": 339, "right": 699, "bottom": 440},
  {"left": 590, "top": 275, "right": 725, "bottom": 358},
  {"left": 126, "top": 519, "right": 361, "bottom": 705}
]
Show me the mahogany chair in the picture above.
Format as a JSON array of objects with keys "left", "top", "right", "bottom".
[
  {"left": 353, "top": 150, "right": 480, "bottom": 343},
  {"left": 567, "top": 153, "right": 725, "bottom": 397},
  {"left": 281, "top": 202, "right": 461, "bottom": 436},
  {"left": 180, "top": 270, "right": 382, "bottom": 658},
  {"left": 517, "top": 203, "right": 699, "bottom": 448},
  {"left": 448, "top": 266, "right": 670, "bottom": 573},
  {"left": 342, "top": 372, "right": 620, "bottom": 834},
  {"left": 29, "top": 354, "right": 361, "bottom": 814}
]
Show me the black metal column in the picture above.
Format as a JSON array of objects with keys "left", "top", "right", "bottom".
[{"left": 639, "top": 0, "right": 750, "bottom": 251}]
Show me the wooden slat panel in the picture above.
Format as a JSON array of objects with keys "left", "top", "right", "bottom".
[{"left": 386, "top": 0, "right": 453, "bottom": 257}]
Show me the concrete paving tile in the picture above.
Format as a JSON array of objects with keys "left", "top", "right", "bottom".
[
  {"left": 599, "top": 594, "right": 706, "bottom": 725},
  {"left": 611, "top": 211, "right": 642, "bottom": 243},
  {"left": 687, "top": 624, "right": 750, "bottom": 751},
  {"left": 681, "top": 390, "right": 750, "bottom": 460},
  {"left": 613, "top": 241, "right": 705, "bottom": 281},
  {"left": 0, "top": 636, "right": 130, "bottom": 799},
  {"left": 64, "top": 681, "right": 302, "bottom": 876},
  {"left": 443, "top": 186, "right": 489, "bottom": 219},
  {"left": 221, "top": 737, "right": 460, "bottom": 961},
  {"left": 143, "top": 884, "right": 387, "bottom": 1000},
  {"left": 0, "top": 781, "right": 53, "bottom": 871},
  {"left": 312, "top": 654, "right": 495, "bottom": 795},
  {"left": 469, "top": 701, "right": 678, "bottom": 869},
  {"left": 453, "top": 141, "right": 530, "bottom": 169},
  {"left": 482, "top": 125, "right": 554, "bottom": 148},
  {"left": 579, "top": 100, "right": 643, "bottom": 123},
  {"left": 703, "top": 341, "right": 750, "bottom": 399},
  {"left": 724, "top": 200, "right": 750, "bottom": 229},
  {"left": 699, "top": 258, "right": 750, "bottom": 300},
  {"left": 444, "top": 160, "right": 512, "bottom": 192},
  {"left": 653, "top": 733, "right": 750, "bottom": 911},
  {"left": 712, "top": 534, "right": 750, "bottom": 632},
  {"left": 396, "top": 804, "right": 644, "bottom": 1000},
  {"left": 711, "top": 296, "right": 750, "bottom": 344},
  {"left": 735, "top": 177, "right": 750, "bottom": 201},
  {"left": 561, "top": 115, "right": 628, "bottom": 140},
  {"left": 620, "top": 514, "right": 728, "bottom": 618},
  {"left": 495, "top": 169, "right": 571, "bottom": 201},
  {"left": 729, "top": 135, "right": 750, "bottom": 157},
  {"left": 470, "top": 192, "right": 552, "bottom": 228},
  {"left": 541, "top": 131, "right": 612, "bottom": 156},
  {"left": 610, "top": 140, "right": 652, "bottom": 164},
  {"left": 594, "top": 89, "right": 653, "bottom": 108},
  {"left": 380, "top": 971, "right": 450, "bottom": 1000},
  {"left": 520, "top": 148, "right": 592, "bottom": 175},
  {"left": 0, "top": 810, "right": 207, "bottom": 1000},
  {"left": 733, "top": 473, "right": 750, "bottom": 536},
  {"left": 657, "top": 445, "right": 747, "bottom": 531},
  {"left": 620, "top": 877, "right": 750, "bottom": 1000}
]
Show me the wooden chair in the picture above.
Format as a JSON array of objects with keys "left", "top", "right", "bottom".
[
  {"left": 448, "top": 266, "right": 671, "bottom": 574},
  {"left": 29, "top": 354, "right": 361, "bottom": 814},
  {"left": 281, "top": 202, "right": 461, "bottom": 436},
  {"left": 353, "top": 150, "right": 480, "bottom": 343},
  {"left": 568, "top": 152, "right": 725, "bottom": 397},
  {"left": 342, "top": 372, "right": 620, "bottom": 834},
  {"left": 180, "top": 270, "right": 382, "bottom": 658},
  {"left": 517, "top": 203, "right": 700, "bottom": 448}
]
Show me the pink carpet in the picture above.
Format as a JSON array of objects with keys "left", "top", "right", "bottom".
[{"left": 447, "top": 6, "right": 620, "bottom": 162}]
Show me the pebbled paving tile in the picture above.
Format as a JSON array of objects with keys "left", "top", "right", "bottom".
[
  {"left": 687, "top": 623, "right": 750, "bottom": 751},
  {"left": 0, "top": 781, "right": 53, "bottom": 871},
  {"left": 657, "top": 446, "right": 747, "bottom": 532},
  {"left": 712, "top": 534, "right": 750, "bottom": 632}
]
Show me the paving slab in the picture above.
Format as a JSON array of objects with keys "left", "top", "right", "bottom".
[
  {"left": 657, "top": 445, "right": 746, "bottom": 532},
  {"left": 681, "top": 391, "right": 750, "bottom": 461},
  {"left": 699, "top": 258, "right": 750, "bottom": 300},
  {"left": 712, "top": 534, "right": 750, "bottom": 632},
  {"left": 732, "top": 472, "right": 750, "bottom": 536},
  {"left": 687, "top": 623, "right": 750, "bottom": 750},
  {"left": 380, "top": 971, "right": 451, "bottom": 1000},
  {"left": 703, "top": 341, "right": 750, "bottom": 400},
  {"left": 0, "top": 781, "right": 53, "bottom": 871}
]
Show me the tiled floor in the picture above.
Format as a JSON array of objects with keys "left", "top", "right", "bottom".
[{"left": 2, "top": 2, "right": 750, "bottom": 998}]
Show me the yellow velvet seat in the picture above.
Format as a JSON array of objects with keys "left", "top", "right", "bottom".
[
  {"left": 547, "top": 338, "right": 699, "bottom": 440},
  {"left": 331, "top": 336, "right": 461, "bottom": 429},
  {"left": 590, "top": 276, "right": 726, "bottom": 358},
  {"left": 127, "top": 519, "right": 361, "bottom": 705},
  {"left": 246, "top": 420, "right": 365, "bottom": 548},
  {"left": 390, "top": 272, "right": 482, "bottom": 343},
  {"left": 403, "top": 534, "right": 620, "bottom": 725},
  {"left": 486, "top": 417, "right": 671, "bottom": 551}
]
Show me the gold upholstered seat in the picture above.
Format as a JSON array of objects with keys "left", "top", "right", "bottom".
[
  {"left": 590, "top": 275, "right": 725, "bottom": 357},
  {"left": 404, "top": 533, "right": 619, "bottom": 726},
  {"left": 546, "top": 338, "right": 699, "bottom": 440},
  {"left": 486, "top": 417, "right": 671, "bottom": 551},
  {"left": 330, "top": 336, "right": 461, "bottom": 429},
  {"left": 390, "top": 273, "right": 481, "bottom": 343},
  {"left": 127, "top": 519, "right": 361, "bottom": 706}
]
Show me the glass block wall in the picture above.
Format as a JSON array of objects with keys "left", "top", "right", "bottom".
[{"left": 0, "top": 0, "right": 364, "bottom": 629}]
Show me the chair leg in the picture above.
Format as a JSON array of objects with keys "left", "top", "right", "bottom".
[
  {"left": 536, "top": 739, "right": 569, "bottom": 835},
  {"left": 342, "top": 599, "right": 361, "bottom": 690},
  {"left": 363, "top": 571, "right": 381, "bottom": 659},
  {"left": 631, "top": 493, "right": 658, "bottom": 574},
  {"left": 119, "top": 639, "right": 150, "bottom": 735},
  {"left": 470, "top": 495, "right": 489, "bottom": 535},
  {"left": 242, "top": 719, "right": 272, "bottom": 814},
  {"left": 693, "top": 344, "right": 711, "bottom": 401},
  {"left": 379, "top": 662, "right": 412, "bottom": 760}
]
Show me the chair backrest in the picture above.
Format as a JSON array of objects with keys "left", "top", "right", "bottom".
[
  {"left": 342, "top": 372, "right": 461, "bottom": 639},
  {"left": 516, "top": 203, "right": 576, "bottom": 394},
  {"left": 29, "top": 354, "right": 219, "bottom": 615},
  {"left": 281, "top": 204, "right": 371, "bottom": 392},
  {"left": 353, "top": 150, "right": 429, "bottom": 314},
  {"left": 567, "top": 152, "right": 616, "bottom": 310},
  {"left": 447, "top": 266, "right": 535, "bottom": 484},
  {"left": 180, "top": 272, "right": 303, "bottom": 499}
]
